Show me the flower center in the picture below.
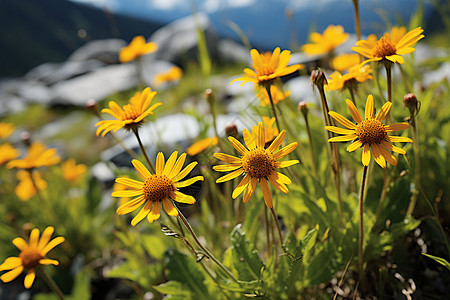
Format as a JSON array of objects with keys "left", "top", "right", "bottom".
[
  {"left": 143, "top": 175, "right": 175, "bottom": 202},
  {"left": 356, "top": 119, "right": 387, "bottom": 145},
  {"left": 372, "top": 36, "right": 396, "bottom": 58},
  {"left": 257, "top": 64, "right": 275, "bottom": 77},
  {"left": 19, "top": 248, "right": 43, "bottom": 269},
  {"left": 122, "top": 104, "right": 141, "bottom": 121},
  {"left": 242, "top": 148, "right": 275, "bottom": 179}
]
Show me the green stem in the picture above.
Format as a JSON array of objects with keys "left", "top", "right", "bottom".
[
  {"left": 352, "top": 0, "right": 361, "bottom": 42},
  {"left": 132, "top": 128, "right": 156, "bottom": 174},
  {"left": 269, "top": 207, "right": 284, "bottom": 249},
  {"left": 406, "top": 118, "right": 421, "bottom": 216},
  {"left": 37, "top": 268, "right": 65, "bottom": 300},
  {"left": 266, "top": 86, "right": 281, "bottom": 133},
  {"left": 348, "top": 87, "right": 357, "bottom": 108},
  {"left": 303, "top": 113, "right": 318, "bottom": 177},
  {"left": 264, "top": 205, "right": 271, "bottom": 256},
  {"left": 176, "top": 208, "right": 239, "bottom": 283},
  {"left": 385, "top": 63, "right": 392, "bottom": 102},
  {"left": 359, "top": 165, "right": 369, "bottom": 274}
]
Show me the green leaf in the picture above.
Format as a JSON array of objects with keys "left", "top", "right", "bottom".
[
  {"left": 153, "top": 281, "right": 192, "bottom": 297},
  {"left": 142, "top": 234, "right": 167, "bottom": 260},
  {"left": 165, "top": 248, "right": 209, "bottom": 298},
  {"left": 422, "top": 253, "right": 450, "bottom": 271},
  {"left": 230, "top": 224, "right": 264, "bottom": 281}
]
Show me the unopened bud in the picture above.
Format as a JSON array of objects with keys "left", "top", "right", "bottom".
[
  {"left": 403, "top": 93, "right": 420, "bottom": 117},
  {"left": 310, "top": 69, "right": 327, "bottom": 87},
  {"left": 225, "top": 123, "right": 238, "bottom": 138},
  {"left": 86, "top": 99, "right": 99, "bottom": 113},
  {"left": 20, "top": 131, "right": 31, "bottom": 146},
  {"left": 205, "top": 88, "right": 215, "bottom": 105},
  {"left": 298, "top": 101, "right": 308, "bottom": 116}
]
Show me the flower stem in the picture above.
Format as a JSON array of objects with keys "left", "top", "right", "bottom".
[
  {"left": 348, "top": 87, "right": 357, "bottom": 108},
  {"left": 269, "top": 207, "right": 284, "bottom": 249},
  {"left": 266, "top": 86, "right": 281, "bottom": 133},
  {"left": 358, "top": 165, "right": 369, "bottom": 274},
  {"left": 352, "top": 0, "right": 361, "bottom": 42},
  {"left": 132, "top": 128, "right": 156, "bottom": 174},
  {"left": 176, "top": 208, "right": 239, "bottom": 283},
  {"left": 303, "top": 112, "right": 318, "bottom": 177},
  {"left": 37, "top": 268, "right": 65, "bottom": 300},
  {"left": 264, "top": 205, "right": 272, "bottom": 256},
  {"left": 385, "top": 63, "right": 392, "bottom": 102},
  {"left": 406, "top": 118, "right": 420, "bottom": 216}
]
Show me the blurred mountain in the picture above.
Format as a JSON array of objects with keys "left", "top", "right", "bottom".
[{"left": 0, "top": 0, "right": 163, "bottom": 77}]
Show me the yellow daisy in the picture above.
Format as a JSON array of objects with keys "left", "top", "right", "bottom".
[
  {"left": 257, "top": 85, "right": 291, "bottom": 107},
  {"left": 325, "top": 94, "right": 412, "bottom": 168},
  {"left": 95, "top": 87, "right": 162, "bottom": 137},
  {"left": 352, "top": 27, "right": 424, "bottom": 65},
  {"left": 186, "top": 136, "right": 219, "bottom": 156},
  {"left": 15, "top": 170, "right": 47, "bottom": 201},
  {"left": 0, "top": 143, "right": 20, "bottom": 165},
  {"left": 7, "top": 141, "right": 60, "bottom": 170},
  {"left": 331, "top": 53, "right": 361, "bottom": 72},
  {"left": 0, "top": 122, "right": 15, "bottom": 139},
  {"left": 153, "top": 66, "right": 183, "bottom": 86},
  {"left": 325, "top": 64, "right": 372, "bottom": 91},
  {"left": 302, "top": 25, "right": 349, "bottom": 55},
  {"left": 0, "top": 226, "right": 65, "bottom": 289},
  {"left": 213, "top": 122, "right": 298, "bottom": 208},
  {"left": 112, "top": 152, "right": 204, "bottom": 226},
  {"left": 231, "top": 47, "right": 303, "bottom": 88},
  {"left": 119, "top": 35, "right": 158, "bottom": 63},
  {"left": 61, "top": 158, "right": 87, "bottom": 184}
]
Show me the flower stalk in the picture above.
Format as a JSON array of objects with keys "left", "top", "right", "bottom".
[
  {"left": 358, "top": 165, "right": 369, "bottom": 273},
  {"left": 266, "top": 85, "right": 281, "bottom": 133},
  {"left": 132, "top": 128, "right": 156, "bottom": 174},
  {"left": 37, "top": 268, "right": 65, "bottom": 300}
]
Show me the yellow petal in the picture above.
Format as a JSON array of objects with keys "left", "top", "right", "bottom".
[
  {"left": 381, "top": 140, "right": 406, "bottom": 154},
  {"left": 38, "top": 227, "right": 54, "bottom": 250},
  {"left": 376, "top": 101, "right": 392, "bottom": 121},
  {"left": 347, "top": 140, "right": 363, "bottom": 152},
  {"left": 39, "top": 259, "right": 59, "bottom": 266},
  {"left": 0, "top": 257, "right": 22, "bottom": 271},
  {"left": 0, "top": 266, "right": 23, "bottom": 283},
  {"left": 329, "top": 112, "right": 357, "bottom": 129},
  {"left": 163, "top": 151, "right": 178, "bottom": 176},
  {"left": 328, "top": 134, "right": 357, "bottom": 142},
  {"left": 260, "top": 179, "right": 273, "bottom": 208},
  {"left": 115, "top": 178, "right": 144, "bottom": 189},
  {"left": 386, "top": 136, "right": 412, "bottom": 143},
  {"left": 172, "top": 161, "right": 198, "bottom": 182},
  {"left": 24, "top": 270, "right": 36, "bottom": 289},
  {"left": 162, "top": 198, "right": 178, "bottom": 216},
  {"left": 213, "top": 153, "right": 241, "bottom": 164},
  {"left": 174, "top": 176, "right": 204, "bottom": 188},
  {"left": 156, "top": 152, "right": 165, "bottom": 175},
  {"left": 41, "top": 236, "right": 65, "bottom": 255},
  {"left": 274, "top": 160, "right": 299, "bottom": 168},
  {"left": 242, "top": 177, "right": 257, "bottom": 203},
  {"left": 228, "top": 136, "right": 248, "bottom": 155},
  {"left": 170, "top": 191, "right": 196, "bottom": 204},
  {"left": 365, "top": 95, "right": 374, "bottom": 119},
  {"left": 362, "top": 143, "right": 371, "bottom": 166},
  {"left": 385, "top": 123, "right": 410, "bottom": 132},
  {"left": 345, "top": 99, "right": 362, "bottom": 123},
  {"left": 213, "top": 164, "right": 242, "bottom": 172},
  {"left": 378, "top": 144, "right": 398, "bottom": 166},
  {"left": 116, "top": 195, "right": 146, "bottom": 215},
  {"left": 232, "top": 175, "right": 250, "bottom": 199},
  {"left": 216, "top": 168, "right": 244, "bottom": 183},
  {"left": 273, "top": 142, "right": 297, "bottom": 160},
  {"left": 168, "top": 153, "right": 187, "bottom": 179},
  {"left": 371, "top": 144, "right": 386, "bottom": 168},
  {"left": 131, "top": 201, "right": 152, "bottom": 226},
  {"left": 147, "top": 201, "right": 161, "bottom": 223},
  {"left": 267, "top": 130, "right": 286, "bottom": 153},
  {"left": 325, "top": 126, "right": 355, "bottom": 135},
  {"left": 132, "top": 160, "right": 152, "bottom": 178},
  {"left": 12, "top": 238, "right": 28, "bottom": 251},
  {"left": 111, "top": 190, "right": 143, "bottom": 198}
]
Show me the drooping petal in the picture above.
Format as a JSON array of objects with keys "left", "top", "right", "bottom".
[
  {"left": 347, "top": 140, "right": 363, "bottom": 152},
  {"left": 371, "top": 144, "right": 386, "bottom": 168},
  {"left": 362, "top": 143, "right": 371, "bottom": 166},
  {"left": 147, "top": 201, "right": 161, "bottom": 223},
  {"left": 386, "top": 136, "right": 412, "bottom": 143},
  {"left": 0, "top": 266, "right": 24, "bottom": 283},
  {"left": 378, "top": 144, "right": 398, "bottom": 166},
  {"left": 232, "top": 175, "right": 250, "bottom": 199},
  {"left": 132, "top": 160, "right": 152, "bottom": 179},
  {"left": 162, "top": 198, "right": 178, "bottom": 216},
  {"left": 24, "top": 270, "right": 36, "bottom": 289},
  {"left": 274, "top": 160, "right": 299, "bottom": 168},
  {"left": 116, "top": 195, "right": 146, "bottom": 215},
  {"left": 243, "top": 178, "right": 257, "bottom": 203},
  {"left": 381, "top": 140, "right": 406, "bottom": 154},
  {"left": 267, "top": 172, "right": 289, "bottom": 193},
  {"left": 0, "top": 257, "right": 22, "bottom": 271},
  {"left": 170, "top": 191, "right": 196, "bottom": 204},
  {"left": 329, "top": 112, "right": 357, "bottom": 129},
  {"left": 260, "top": 179, "right": 273, "bottom": 208},
  {"left": 385, "top": 123, "right": 410, "bottom": 132},
  {"left": 216, "top": 168, "right": 244, "bottom": 183},
  {"left": 131, "top": 201, "right": 152, "bottom": 226}
]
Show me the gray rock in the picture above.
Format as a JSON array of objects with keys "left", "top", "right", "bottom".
[
  {"left": 15, "top": 81, "right": 52, "bottom": 104},
  {"left": 422, "top": 62, "right": 450, "bottom": 87},
  {"left": 50, "top": 64, "right": 137, "bottom": 106},
  {"left": 68, "top": 39, "right": 126, "bottom": 64},
  {"left": 26, "top": 60, "right": 106, "bottom": 86},
  {"left": 147, "top": 13, "right": 219, "bottom": 65},
  {"left": 217, "top": 39, "right": 249, "bottom": 64}
]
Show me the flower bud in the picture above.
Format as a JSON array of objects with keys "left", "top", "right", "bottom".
[
  {"left": 310, "top": 69, "right": 327, "bottom": 87},
  {"left": 225, "top": 123, "right": 238, "bottom": 139},
  {"left": 205, "top": 88, "right": 215, "bottom": 105},
  {"left": 403, "top": 93, "right": 420, "bottom": 117},
  {"left": 298, "top": 101, "right": 308, "bottom": 116}
]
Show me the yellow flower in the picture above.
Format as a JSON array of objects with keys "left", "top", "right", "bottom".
[
  {"left": 15, "top": 170, "right": 47, "bottom": 201},
  {"left": 331, "top": 53, "right": 361, "bottom": 72},
  {"left": 119, "top": 35, "right": 158, "bottom": 63},
  {"left": 61, "top": 159, "right": 87, "bottom": 184},
  {"left": 0, "top": 226, "right": 65, "bottom": 289},
  {"left": 325, "top": 95, "right": 412, "bottom": 168},
  {"left": 0, "top": 143, "right": 20, "bottom": 165},
  {"left": 248, "top": 116, "right": 279, "bottom": 146},
  {"left": 113, "top": 175, "right": 131, "bottom": 206},
  {"left": 153, "top": 66, "right": 183, "bottom": 86},
  {"left": 257, "top": 85, "right": 291, "bottom": 107},
  {"left": 0, "top": 122, "right": 15, "bottom": 139},
  {"left": 186, "top": 136, "right": 219, "bottom": 156},
  {"left": 325, "top": 64, "right": 373, "bottom": 91},
  {"left": 112, "top": 152, "right": 204, "bottom": 226},
  {"left": 231, "top": 48, "right": 303, "bottom": 88},
  {"left": 95, "top": 87, "right": 162, "bottom": 137},
  {"left": 7, "top": 142, "right": 60, "bottom": 170},
  {"left": 213, "top": 122, "right": 298, "bottom": 208},
  {"left": 302, "top": 25, "right": 349, "bottom": 55},
  {"left": 352, "top": 27, "right": 424, "bottom": 65}
]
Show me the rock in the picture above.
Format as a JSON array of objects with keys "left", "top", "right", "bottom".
[
  {"left": 0, "top": 79, "right": 27, "bottom": 116},
  {"left": 15, "top": 81, "right": 52, "bottom": 104},
  {"left": 50, "top": 64, "right": 137, "bottom": 106},
  {"left": 422, "top": 62, "right": 450, "bottom": 87},
  {"left": 146, "top": 13, "right": 219, "bottom": 65},
  {"left": 284, "top": 75, "right": 317, "bottom": 104},
  {"left": 26, "top": 60, "right": 106, "bottom": 86},
  {"left": 68, "top": 39, "right": 126, "bottom": 64}
]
